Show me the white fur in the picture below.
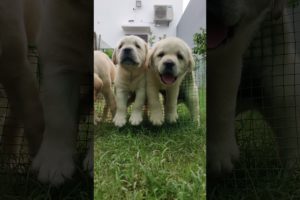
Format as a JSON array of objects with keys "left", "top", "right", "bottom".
[
  {"left": 112, "top": 36, "right": 148, "bottom": 127},
  {"left": 147, "top": 37, "right": 197, "bottom": 125}
]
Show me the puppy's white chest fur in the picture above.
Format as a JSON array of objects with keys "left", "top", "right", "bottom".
[
  {"left": 115, "top": 66, "right": 146, "bottom": 91},
  {"left": 113, "top": 64, "right": 147, "bottom": 127}
]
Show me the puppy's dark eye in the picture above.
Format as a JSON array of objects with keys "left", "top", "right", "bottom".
[
  {"left": 135, "top": 43, "right": 141, "bottom": 49},
  {"left": 118, "top": 43, "right": 123, "bottom": 49},
  {"left": 177, "top": 53, "right": 184, "bottom": 60},
  {"left": 158, "top": 52, "right": 164, "bottom": 57}
]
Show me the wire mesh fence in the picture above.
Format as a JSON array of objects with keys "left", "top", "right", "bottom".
[
  {"left": 0, "top": 47, "right": 39, "bottom": 177},
  {"left": 209, "top": 5, "right": 300, "bottom": 199},
  {"left": 0, "top": 47, "right": 92, "bottom": 181}
]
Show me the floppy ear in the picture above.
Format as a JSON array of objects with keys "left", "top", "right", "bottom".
[
  {"left": 144, "top": 43, "right": 148, "bottom": 56},
  {"left": 146, "top": 47, "right": 156, "bottom": 69},
  {"left": 112, "top": 48, "right": 118, "bottom": 65},
  {"left": 187, "top": 50, "right": 195, "bottom": 72},
  {"left": 272, "top": 0, "right": 287, "bottom": 20},
  {"left": 142, "top": 43, "right": 149, "bottom": 69}
]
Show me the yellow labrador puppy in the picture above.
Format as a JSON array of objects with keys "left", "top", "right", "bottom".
[
  {"left": 112, "top": 36, "right": 148, "bottom": 127},
  {"left": 0, "top": 0, "right": 44, "bottom": 157},
  {"left": 147, "top": 37, "right": 196, "bottom": 125},
  {"left": 32, "top": 0, "right": 93, "bottom": 186},
  {"left": 207, "top": 0, "right": 288, "bottom": 176},
  {"left": 94, "top": 51, "right": 116, "bottom": 123}
]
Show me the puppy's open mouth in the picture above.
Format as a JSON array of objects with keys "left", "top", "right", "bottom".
[
  {"left": 207, "top": 17, "right": 235, "bottom": 49},
  {"left": 160, "top": 73, "right": 177, "bottom": 85}
]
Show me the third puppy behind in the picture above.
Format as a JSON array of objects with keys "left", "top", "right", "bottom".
[{"left": 94, "top": 50, "right": 116, "bottom": 124}]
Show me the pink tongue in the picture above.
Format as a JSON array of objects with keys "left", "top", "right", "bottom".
[
  {"left": 207, "top": 20, "right": 229, "bottom": 49},
  {"left": 161, "top": 74, "right": 176, "bottom": 84}
]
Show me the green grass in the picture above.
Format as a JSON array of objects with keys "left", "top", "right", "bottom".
[
  {"left": 208, "top": 111, "right": 300, "bottom": 200},
  {"left": 94, "top": 90, "right": 206, "bottom": 199}
]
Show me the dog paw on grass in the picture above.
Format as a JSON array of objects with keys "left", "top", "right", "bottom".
[{"left": 113, "top": 112, "right": 127, "bottom": 127}]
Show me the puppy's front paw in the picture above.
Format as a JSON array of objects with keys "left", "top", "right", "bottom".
[
  {"left": 149, "top": 110, "right": 164, "bottom": 126},
  {"left": 94, "top": 115, "right": 101, "bottom": 125},
  {"left": 129, "top": 111, "right": 143, "bottom": 126},
  {"left": 165, "top": 112, "right": 178, "bottom": 123},
  {"left": 208, "top": 137, "right": 239, "bottom": 176},
  {"left": 113, "top": 112, "right": 126, "bottom": 127},
  {"left": 32, "top": 143, "right": 75, "bottom": 186}
]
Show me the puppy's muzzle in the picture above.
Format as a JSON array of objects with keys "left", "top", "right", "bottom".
[
  {"left": 207, "top": 13, "right": 236, "bottom": 49},
  {"left": 120, "top": 47, "right": 138, "bottom": 65},
  {"left": 208, "top": 0, "right": 240, "bottom": 26},
  {"left": 123, "top": 47, "right": 132, "bottom": 55},
  {"left": 160, "top": 60, "right": 177, "bottom": 85},
  {"left": 163, "top": 61, "right": 175, "bottom": 74},
  {"left": 207, "top": 0, "right": 240, "bottom": 50}
]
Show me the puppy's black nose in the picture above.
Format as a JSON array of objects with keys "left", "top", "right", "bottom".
[
  {"left": 123, "top": 48, "right": 132, "bottom": 54},
  {"left": 163, "top": 61, "right": 175, "bottom": 73},
  {"left": 164, "top": 61, "right": 174, "bottom": 69}
]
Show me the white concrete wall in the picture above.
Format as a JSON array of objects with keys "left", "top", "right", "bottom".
[
  {"left": 176, "top": 0, "right": 206, "bottom": 88},
  {"left": 94, "top": 0, "right": 183, "bottom": 48},
  {"left": 177, "top": 0, "right": 206, "bottom": 48}
]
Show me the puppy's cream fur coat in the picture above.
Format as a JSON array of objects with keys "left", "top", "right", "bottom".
[
  {"left": 94, "top": 50, "right": 116, "bottom": 124},
  {"left": 147, "top": 37, "right": 197, "bottom": 125},
  {"left": 112, "top": 36, "right": 148, "bottom": 127},
  {"left": 207, "top": 0, "right": 297, "bottom": 176}
]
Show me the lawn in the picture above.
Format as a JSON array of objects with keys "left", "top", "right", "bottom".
[{"left": 94, "top": 89, "right": 206, "bottom": 200}]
